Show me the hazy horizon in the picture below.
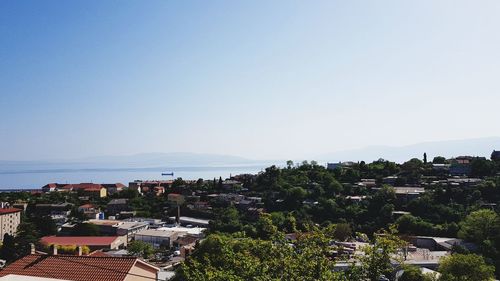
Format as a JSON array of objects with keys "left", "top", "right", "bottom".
[{"left": 2, "top": 1, "right": 500, "bottom": 161}]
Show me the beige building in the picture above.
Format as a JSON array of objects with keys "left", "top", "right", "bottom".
[{"left": 0, "top": 208, "right": 22, "bottom": 241}]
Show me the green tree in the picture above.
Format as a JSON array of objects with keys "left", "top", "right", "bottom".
[
  {"left": 470, "top": 158, "right": 495, "bottom": 178},
  {"left": 399, "top": 265, "right": 437, "bottom": 281},
  {"left": 15, "top": 219, "right": 39, "bottom": 257},
  {"left": 458, "top": 209, "right": 499, "bottom": 244},
  {"left": 0, "top": 234, "right": 17, "bottom": 262},
  {"left": 255, "top": 213, "right": 278, "bottom": 240},
  {"left": 33, "top": 215, "right": 58, "bottom": 237},
  {"left": 209, "top": 206, "right": 242, "bottom": 234},
  {"left": 359, "top": 228, "right": 406, "bottom": 281},
  {"left": 175, "top": 233, "right": 346, "bottom": 281},
  {"left": 332, "top": 223, "right": 352, "bottom": 242},
  {"left": 439, "top": 254, "right": 495, "bottom": 281},
  {"left": 284, "top": 212, "right": 298, "bottom": 233},
  {"left": 432, "top": 156, "right": 447, "bottom": 164},
  {"left": 128, "top": 240, "right": 154, "bottom": 259}
]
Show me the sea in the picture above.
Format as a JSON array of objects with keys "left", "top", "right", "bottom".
[{"left": 0, "top": 164, "right": 270, "bottom": 190}]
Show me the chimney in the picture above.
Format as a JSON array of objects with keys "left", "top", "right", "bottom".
[
  {"left": 76, "top": 245, "right": 83, "bottom": 256},
  {"left": 30, "top": 243, "right": 36, "bottom": 254},
  {"left": 50, "top": 244, "right": 58, "bottom": 255}
]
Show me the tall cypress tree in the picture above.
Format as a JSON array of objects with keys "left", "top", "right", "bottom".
[{"left": 0, "top": 234, "right": 17, "bottom": 262}]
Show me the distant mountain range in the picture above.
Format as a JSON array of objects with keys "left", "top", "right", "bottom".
[
  {"left": 0, "top": 152, "right": 270, "bottom": 173},
  {"left": 1, "top": 137, "right": 499, "bottom": 172},
  {"left": 318, "top": 137, "right": 500, "bottom": 164}
]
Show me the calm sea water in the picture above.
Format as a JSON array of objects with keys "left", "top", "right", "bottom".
[{"left": 0, "top": 165, "right": 268, "bottom": 189}]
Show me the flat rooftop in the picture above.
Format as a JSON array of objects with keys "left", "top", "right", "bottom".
[{"left": 157, "top": 226, "right": 206, "bottom": 236}]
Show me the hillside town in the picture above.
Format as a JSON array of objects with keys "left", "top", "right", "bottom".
[{"left": 0, "top": 151, "right": 499, "bottom": 280}]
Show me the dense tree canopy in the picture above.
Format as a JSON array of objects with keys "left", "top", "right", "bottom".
[{"left": 438, "top": 254, "right": 495, "bottom": 281}]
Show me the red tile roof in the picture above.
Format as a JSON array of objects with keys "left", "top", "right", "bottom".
[
  {"left": 0, "top": 208, "right": 22, "bottom": 215},
  {"left": 78, "top": 204, "right": 95, "bottom": 209},
  {"left": 103, "top": 183, "right": 126, "bottom": 188},
  {"left": 88, "top": 250, "right": 112, "bottom": 257},
  {"left": 62, "top": 183, "right": 105, "bottom": 191},
  {"left": 0, "top": 254, "right": 155, "bottom": 281},
  {"left": 40, "top": 236, "right": 120, "bottom": 246}
]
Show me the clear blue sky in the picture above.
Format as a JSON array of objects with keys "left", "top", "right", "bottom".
[{"left": 1, "top": 0, "right": 499, "bottom": 161}]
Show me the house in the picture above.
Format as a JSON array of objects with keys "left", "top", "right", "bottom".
[
  {"left": 42, "top": 183, "right": 107, "bottom": 198},
  {"left": 491, "top": 150, "right": 500, "bottom": 161},
  {"left": 40, "top": 235, "right": 127, "bottom": 251},
  {"left": 129, "top": 180, "right": 173, "bottom": 195},
  {"left": 393, "top": 187, "right": 425, "bottom": 202},
  {"left": 382, "top": 176, "right": 398, "bottom": 185},
  {"left": 167, "top": 193, "right": 185, "bottom": 205},
  {"left": 56, "top": 183, "right": 107, "bottom": 198},
  {"left": 41, "top": 183, "right": 58, "bottom": 193},
  {"left": 345, "top": 196, "right": 367, "bottom": 203},
  {"left": 0, "top": 208, "right": 22, "bottom": 242},
  {"left": 432, "top": 164, "right": 450, "bottom": 172},
  {"left": 0, "top": 248, "right": 159, "bottom": 281},
  {"left": 77, "top": 204, "right": 102, "bottom": 219},
  {"left": 409, "top": 236, "right": 477, "bottom": 252},
  {"left": 153, "top": 186, "right": 165, "bottom": 196},
  {"left": 188, "top": 201, "right": 210, "bottom": 211},
  {"left": 173, "top": 235, "right": 199, "bottom": 249},
  {"left": 81, "top": 184, "right": 107, "bottom": 198},
  {"left": 35, "top": 203, "right": 73, "bottom": 216},
  {"left": 449, "top": 156, "right": 473, "bottom": 176},
  {"left": 221, "top": 180, "right": 242, "bottom": 191},
  {"left": 35, "top": 203, "right": 73, "bottom": 226},
  {"left": 107, "top": 199, "right": 132, "bottom": 216},
  {"left": 11, "top": 202, "right": 28, "bottom": 212},
  {"left": 358, "top": 179, "right": 377, "bottom": 188},
  {"left": 102, "top": 183, "right": 126, "bottom": 195},
  {"left": 447, "top": 177, "right": 482, "bottom": 187}
]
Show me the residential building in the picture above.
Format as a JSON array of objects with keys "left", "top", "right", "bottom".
[
  {"left": 392, "top": 187, "right": 426, "bottom": 202},
  {"left": 358, "top": 179, "right": 377, "bottom": 188},
  {"left": 0, "top": 208, "right": 22, "bottom": 241},
  {"left": 11, "top": 202, "right": 28, "bottom": 212},
  {"left": 449, "top": 156, "right": 473, "bottom": 176},
  {"left": 102, "top": 183, "right": 126, "bottom": 195},
  {"left": 492, "top": 150, "right": 500, "bottom": 161},
  {"left": 0, "top": 250, "right": 159, "bottom": 281},
  {"left": 35, "top": 203, "right": 73, "bottom": 226},
  {"left": 107, "top": 199, "right": 132, "bottom": 216},
  {"left": 41, "top": 183, "right": 64, "bottom": 193},
  {"left": 188, "top": 201, "right": 210, "bottom": 211},
  {"left": 221, "top": 180, "right": 242, "bottom": 192},
  {"left": 167, "top": 193, "right": 185, "bottom": 205},
  {"left": 42, "top": 183, "right": 107, "bottom": 198},
  {"left": 77, "top": 204, "right": 102, "bottom": 219},
  {"left": 382, "top": 176, "right": 398, "bottom": 185},
  {"left": 129, "top": 180, "right": 173, "bottom": 195}
]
